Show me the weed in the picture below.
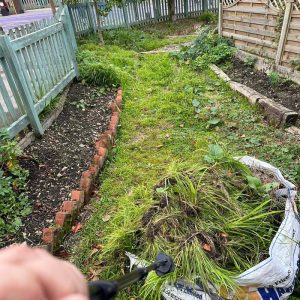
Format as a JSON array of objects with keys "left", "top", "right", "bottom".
[
  {"left": 0, "top": 129, "right": 31, "bottom": 240},
  {"left": 291, "top": 60, "right": 300, "bottom": 71},
  {"left": 267, "top": 71, "right": 289, "bottom": 86},
  {"left": 71, "top": 99, "right": 90, "bottom": 111},
  {"left": 79, "top": 28, "right": 196, "bottom": 52},
  {"left": 244, "top": 55, "right": 257, "bottom": 67},
  {"left": 173, "top": 26, "right": 234, "bottom": 69},
  {"left": 77, "top": 55, "right": 121, "bottom": 87},
  {"left": 198, "top": 11, "right": 217, "bottom": 24}
]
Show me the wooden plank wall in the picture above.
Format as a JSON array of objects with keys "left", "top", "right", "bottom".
[
  {"left": 222, "top": 0, "right": 280, "bottom": 60},
  {"left": 221, "top": 0, "right": 300, "bottom": 69}
]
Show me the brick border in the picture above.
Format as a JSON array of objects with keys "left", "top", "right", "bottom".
[
  {"left": 209, "top": 64, "right": 299, "bottom": 128},
  {"left": 42, "top": 87, "right": 123, "bottom": 253}
]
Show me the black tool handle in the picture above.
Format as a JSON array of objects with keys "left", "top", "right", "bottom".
[{"left": 88, "top": 253, "right": 174, "bottom": 300}]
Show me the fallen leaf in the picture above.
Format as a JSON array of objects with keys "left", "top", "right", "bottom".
[
  {"left": 241, "top": 134, "right": 246, "bottom": 138},
  {"left": 72, "top": 223, "right": 82, "bottom": 234},
  {"left": 202, "top": 243, "right": 212, "bottom": 252},
  {"left": 95, "top": 244, "right": 104, "bottom": 250},
  {"left": 88, "top": 268, "right": 99, "bottom": 281},
  {"left": 156, "top": 144, "right": 163, "bottom": 149},
  {"left": 90, "top": 248, "right": 100, "bottom": 257},
  {"left": 179, "top": 124, "right": 184, "bottom": 128},
  {"left": 102, "top": 214, "right": 111, "bottom": 222},
  {"left": 165, "top": 134, "right": 170, "bottom": 139}
]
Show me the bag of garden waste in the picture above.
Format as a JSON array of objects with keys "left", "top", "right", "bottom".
[{"left": 127, "top": 155, "right": 299, "bottom": 300}]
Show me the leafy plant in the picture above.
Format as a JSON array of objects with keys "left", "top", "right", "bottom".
[
  {"left": 194, "top": 43, "right": 235, "bottom": 70},
  {"left": 267, "top": 71, "right": 288, "bottom": 86},
  {"left": 198, "top": 11, "right": 218, "bottom": 24},
  {"left": 172, "top": 26, "right": 235, "bottom": 69},
  {"left": 291, "top": 60, "right": 300, "bottom": 71},
  {"left": 71, "top": 99, "right": 90, "bottom": 111},
  {"left": 244, "top": 55, "right": 257, "bottom": 67},
  {"left": 0, "top": 129, "right": 31, "bottom": 240},
  {"left": 192, "top": 99, "right": 201, "bottom": 117}
]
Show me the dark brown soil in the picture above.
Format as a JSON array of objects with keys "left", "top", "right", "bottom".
[
  {"left": 224, "top": 58, "right": 300, "bottom": 113},
  {"left": 3, "top": 83, "right": 114, "bottom": 247}
]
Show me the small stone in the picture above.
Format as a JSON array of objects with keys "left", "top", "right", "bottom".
[
  {"left": 179, "top": 124, "right": 184, "bottom": 128},
  {"left": 79, "top": 144, "right": 85, "bottom": 148},
  {"left": 165, "top": 134, "right": 170, "bottom": 139},
  {"left": 57, "top": 173, "right": 63, "bottom": 178}
]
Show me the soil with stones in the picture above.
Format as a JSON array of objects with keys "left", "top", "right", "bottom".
[
  {"left": 224, "top": 57, "right": 300, "bottom": 113},
  {"left": 3, "top": 83, "right": 115, "bottom": 247}
]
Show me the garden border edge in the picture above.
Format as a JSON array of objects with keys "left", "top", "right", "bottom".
[
  {"left": 209, "top": 64, "right": 299, "bottom": 128},
  {"left": 41, "top": 87, "right": 123, "bottom": 253}
]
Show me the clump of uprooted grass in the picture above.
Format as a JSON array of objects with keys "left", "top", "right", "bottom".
[{"left": 136, "top": 145, "right": 282, "bottom": 298}]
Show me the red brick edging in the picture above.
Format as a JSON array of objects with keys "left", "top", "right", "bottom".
[{"left": 42, "top": 88, "right": 123, "bottom": 253}]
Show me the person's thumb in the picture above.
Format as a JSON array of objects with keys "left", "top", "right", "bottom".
[{"left": 60, "top": 294, "right": 88, "bottom": 300}]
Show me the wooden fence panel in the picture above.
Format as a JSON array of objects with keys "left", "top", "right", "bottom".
[
  {"left": 69, "top": 0, "right": 217, "bottom": 31},
  {"left": 221, "top": 0, "right": 300, "bottom": 70},
  {"left": 0, "top": 5, "right": 78, "bottom": 137},
  {"left": 281, "top": 8, "right": 300, "bottom": 67},
  {"left": 221, "top": 0, "right": 280, "bottom": 60},
  {"left": 21, "top": 0, "right": 56, "bottom": 10}
]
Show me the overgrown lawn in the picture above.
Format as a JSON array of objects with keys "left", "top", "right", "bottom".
[{"left": 71, "top": 40, "right": 300, "bottom": 298}]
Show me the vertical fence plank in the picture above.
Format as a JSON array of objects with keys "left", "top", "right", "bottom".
[
  {"left": 275, "top": 0, "right": 294, "bottom": 65},
  {"left": 60, "top": 6, "right": 79, "bottom": 77}
]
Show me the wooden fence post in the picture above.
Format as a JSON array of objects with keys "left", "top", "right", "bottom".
[
  {"left": 0, "top": 35, "right": 44, "bottom": 136},
  {"left": 275, "top": 0, "right": 294, "bottom": 65},
  {"left": 202, "top": 0, "right": 208, "bottom": 12},
  {"left": 62, "top": 5, "right": 78, "bottom": 51},
  {"left": 87, "top": 1, "right": 97, "bottom": 32},
  {"left": 122, "top": 0, "right": 130, "bottom": 27},
  {"left": 218, "top": 0, "right": 222, "bottom": 36},
  {"left": 60, "top": 6, "right": 79, "bottom": 77},
  {"left": 86, "top": 1, "right": 94, "bottom": 33},
  {"left": 184, "top": 0, "right": 188, "bottom": 17}
]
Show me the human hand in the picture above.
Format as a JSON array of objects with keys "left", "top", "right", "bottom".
[{"left": 0, "top": 244, "right": 88, "bottom": 300}]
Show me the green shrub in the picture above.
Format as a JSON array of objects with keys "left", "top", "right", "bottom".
[
  {"left": 79, "top": 62, "right": 121, "bottom": 87},
  {"left": 0, "top": 130, "right": 31, "bottom": 239},
  {"left": 172, "top": 26, "right": 234, "bottom": 67},
  {"left": 198, "top": 11, "right": 218, "bottom": 24},
  {"left": 193, "top": 43, "right": 235, "bottom": 69}
]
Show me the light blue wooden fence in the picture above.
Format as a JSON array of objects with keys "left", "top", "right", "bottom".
[
  {"left": 0, "top": 5, "right": 78, "bottom": 137},
  {"left": 68, "top": 0, "right": 218, "bottom": 34},
  {"left": 21, "top": 0, "right": 53, "bottom": 10}
]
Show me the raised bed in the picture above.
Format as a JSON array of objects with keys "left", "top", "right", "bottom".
[
  {"left": 210, "top": 59, "right": 299, "bottom": 128},
  {"left": 2, "top": 83, "right": 123, "bottom": 252}
]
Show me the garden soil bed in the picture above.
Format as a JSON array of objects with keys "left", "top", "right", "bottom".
[
  {"left": 223, "top": 58, "right": 300, "bottom": 113},
  {"left": 3, "top": 83, "right": 115, "bottom": 247}
]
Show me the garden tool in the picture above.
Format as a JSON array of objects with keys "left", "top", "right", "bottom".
[{"left": 88, "top": 253, "right": 174, "bottom": 300}]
